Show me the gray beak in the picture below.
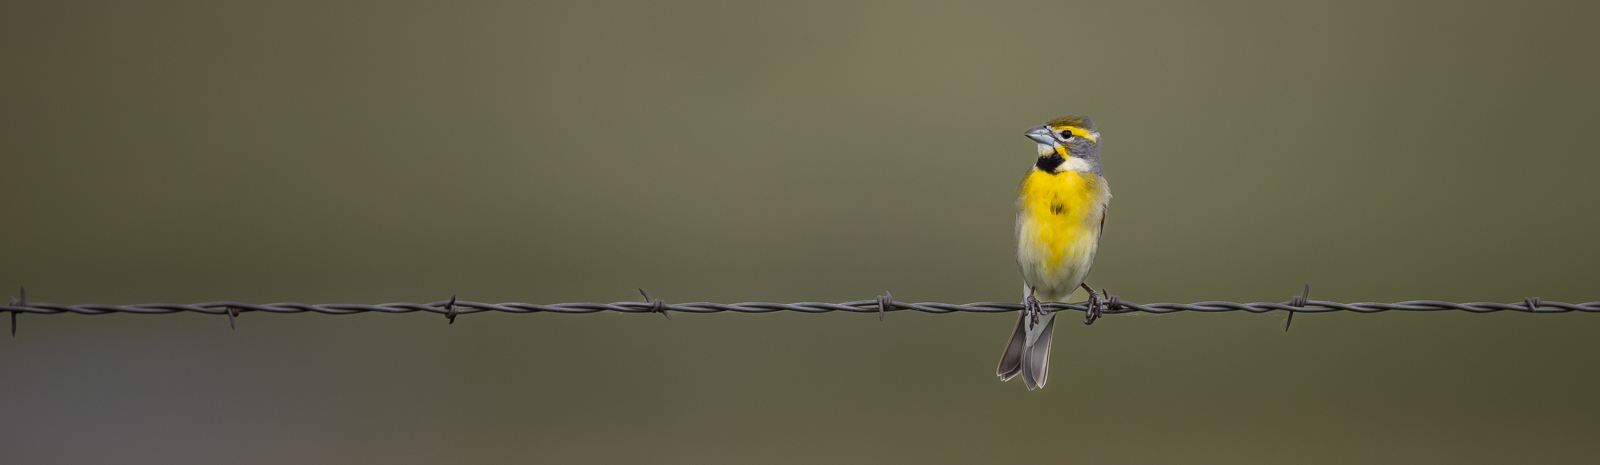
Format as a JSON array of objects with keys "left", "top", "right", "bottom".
[{"left": 1024, "top": 125, "right": 1057, "bottom": 145}]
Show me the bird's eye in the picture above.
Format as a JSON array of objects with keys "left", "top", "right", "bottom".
[{"left": 1057, "top": 131, "right": 1073, "bottom": 140}]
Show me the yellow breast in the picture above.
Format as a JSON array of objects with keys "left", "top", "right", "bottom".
[{"left": 1017, "top": 169, "right": 1108, "bottom": 268}]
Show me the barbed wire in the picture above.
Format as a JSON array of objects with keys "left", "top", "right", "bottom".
[
  {"left": 4, "top": 285, "right": 1593, "bottom": 336},
  {"left": 8, "top": 298, "right": 1598, "bottom": 316}
]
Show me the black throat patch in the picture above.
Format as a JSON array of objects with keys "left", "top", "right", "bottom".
[{"left": 1035, "top": 154, "right": 1064, "bottom": 172}]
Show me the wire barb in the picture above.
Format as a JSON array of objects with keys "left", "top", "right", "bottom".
[
  {"left": 1285, "top": 284, "right": 1309, "bottom": 332},
  {"left": 876, "top": 291, "right": 892, "bottom": 321},
  {"left": 226, "top": 306, "right": 240, "bottom": 330},
  {"left": 638, "top": 289, "right": 669, "bottom": 320},
  {"left": 444, "top": 295, "right": 459, "bottom": 324},
  {"left": 9, "top": 286, "right": 22, "bottom": 337},
  {"left": 1525, "top": 297, "right": 1541, "bottom": 313}
]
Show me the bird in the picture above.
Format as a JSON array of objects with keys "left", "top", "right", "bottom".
[{"left": 997, "top": 115, "right": 1112, "bottom": 391}]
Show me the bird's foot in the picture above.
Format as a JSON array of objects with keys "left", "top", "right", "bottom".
[
  {"left": 1080, "top": 283, "right": 1106, "bottom": 325},
  {"left": 1024, "top": 294, "right": 1045, "bottom": 325}
]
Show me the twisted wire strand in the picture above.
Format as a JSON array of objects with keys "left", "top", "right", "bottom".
[{"left": 3, "top": 299, "right": 1596, "bottom": 317}]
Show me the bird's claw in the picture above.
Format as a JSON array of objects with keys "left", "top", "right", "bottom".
[
  {"left": 1084, "top": 291, "right": 1103, "bottom": 325},
  {"left": 1024, "top": 294, "right": 1045, "bottom": 325},
  {"left": 1080, "top": 283, "right": 1109, "bottom": 325}
]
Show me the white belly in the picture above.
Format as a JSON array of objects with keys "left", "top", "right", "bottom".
[{"left": 1016, "top": 217, "right": 1100, "bottom": 303}]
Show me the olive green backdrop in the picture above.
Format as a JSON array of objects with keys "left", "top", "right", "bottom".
[{"left": 2, "top": 1, "right": 1597, "bottom": 464}]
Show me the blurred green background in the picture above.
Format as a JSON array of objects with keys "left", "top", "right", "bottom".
[{"left": 3, "top": 0, "right": 1598, "bottom": 463}]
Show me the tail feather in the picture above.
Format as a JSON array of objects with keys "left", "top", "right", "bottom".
[
  {"left": 996, "top": 313, "right": 1027, "bottom": 381},
  {"left": 1021, "top": 316, "right": 1056, "bottom": 390}
]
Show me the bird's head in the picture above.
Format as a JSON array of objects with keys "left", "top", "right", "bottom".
[{"left": 1024, "top": 116, "right": 1101, "bottom": 174}]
